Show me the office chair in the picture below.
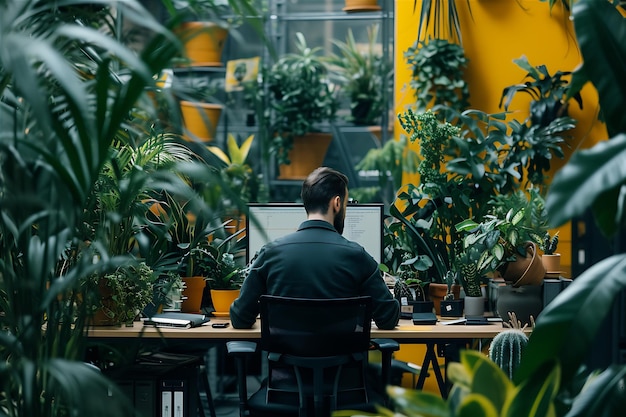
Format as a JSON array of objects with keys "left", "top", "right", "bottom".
[{"left": 227, "top": 295, "right": 399, "bottom": 417}]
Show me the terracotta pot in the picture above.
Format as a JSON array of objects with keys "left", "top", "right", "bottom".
[
  {"left": 501, "top": 242, "right": 546, "bottom": 287},
  {"left": 210, "top": 289, "right": 241, "bottom": 317},
  {"left": 542, "top": 254, "right": 561, "bottom": 277},
  {"left": 181, "top": 276, "right": 206, "bottom": 313},
  {"left": 278, "top": 132, "right": 333, "bottom": 180},
  {"left": 428, "top": 283, "right": 461, "bottom": 315},
  {"left": 343, "top": 0, "right": 381, "bottom": 12},
  {"left": 176, "top": 22, "right": 228, "bottom": 67},
  {"left": 179, "top": 101, "right": 223, "bottom": 142}
]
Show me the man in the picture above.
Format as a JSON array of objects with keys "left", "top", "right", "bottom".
[{"left": 230, "top": 167, "right": 400, "bottom": 329}]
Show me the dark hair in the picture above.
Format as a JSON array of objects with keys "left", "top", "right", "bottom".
[{"left": 301, "top": 167, "right": 348, "bottom": 215}]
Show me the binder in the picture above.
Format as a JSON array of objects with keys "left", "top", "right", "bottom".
[
  {"left": 161, "top": 391, "right": 172, "bottom": 417},
  {"left": 174, "top": 391, "right": 184, "bottom": 417}
]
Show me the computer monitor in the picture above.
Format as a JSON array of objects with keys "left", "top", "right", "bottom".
[{"left": 246, "top": 203, "right": 384, "bottom": 264}]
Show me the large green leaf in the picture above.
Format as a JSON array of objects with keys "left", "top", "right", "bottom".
[
  {"left": 545, "top": 133, "right": 626, "bottom": 234},
  {"left": 564, "top": 365, "right": 626, "bottom": 417},
  {"left": 506, "top": 360, "right": 559, "bottom": 417},
  {"left": 573, "top": 0, "right": 626, "bottom": 137},
  {"left": 516, "top": 254, "right": 626, "bottom": 385}
]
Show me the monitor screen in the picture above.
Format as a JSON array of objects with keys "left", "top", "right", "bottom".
[{"left": 246, "top": 203, "right": 384, "bottom": 264}]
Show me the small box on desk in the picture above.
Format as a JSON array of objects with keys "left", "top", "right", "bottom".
[
  {"left": 440, "top": 299, "right": 464, "bottom": 317},
  {"left": 400, "top": 300, "right": 434, "bottom": 319}
]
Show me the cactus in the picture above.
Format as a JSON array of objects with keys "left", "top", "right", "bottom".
[
  {"left": 489, "top": 330, "right": 528, "bottom": 379},
  {"left": 489, "top": 312, "right": 532, "bottom": 379}
]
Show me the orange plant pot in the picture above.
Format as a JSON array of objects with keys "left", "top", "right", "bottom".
[
  {"left": 210, "top": 289, "right": 241, "bottom": 317},
  {"left": 181, "top": 276, "right": 206, "bottom": 313},
  {"left": 343, "top": 0, "right": 381, "bottom": 12},
  {"left": 176, "top": 22, "right": 228, "bottom": 67},
  {"left": 278, "top": 133, "right": 333, "bottom": 180},
  {"left": 179, "top": 101, "right": 223, "bottom": 143}
]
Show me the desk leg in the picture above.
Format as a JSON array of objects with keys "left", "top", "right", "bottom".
[{"left": 415, "top": 343, "right": 446, "bottom": 398}]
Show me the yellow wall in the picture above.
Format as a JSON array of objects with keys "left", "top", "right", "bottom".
[{"left": 393, "top": 0, "right": 609, "bottom": 279}]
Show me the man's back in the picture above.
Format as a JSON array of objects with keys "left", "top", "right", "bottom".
[{"left": 230, "top": 220, "right": 399, "bottom": 329}]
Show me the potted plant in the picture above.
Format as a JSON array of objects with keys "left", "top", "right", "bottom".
[
  {"left": 541, "top": 231, "right": 560, "bottom": 276},
  {"left": 197, "top": 230, "right": 246, "bottom": 316},
  {"left": 454, "top": 246, "right": 486, "bottom": 317},
  {"left": 265, "top": 32, "right": 339, "bottom": 178},
  {"left": 165, "top": 0, "right": 259, "bottom": 67},
  {"left": 174, "top": 74, "right": 224, "bottom": 142},
  {"left": 327, "top": 24, "right": 392, "bottom": 126},
  {"left": 84, "top": 262, "right": 156, "bottom": 326},
  {"left": 440, "top": 270, "right": 463, "bottom": 317}
]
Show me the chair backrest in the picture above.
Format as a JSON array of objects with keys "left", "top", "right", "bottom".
[{"left": 259, "top": 295, "right": 373, "bottom": 357}]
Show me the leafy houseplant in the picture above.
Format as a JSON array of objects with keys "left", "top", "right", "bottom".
[
  {"left": 266, "top": 32, "right": 338, "bottom": 167},
  {"left": 328, "top": 24, "right": 393, "bottom": 126},
  {"left": 404, "top": 38, "right": 470, "bottom": 112},
  {"left": 500, "top": 55, "right": 583, "bottom": 128},
  {"left": 499, "top": 55, "right": 582, "bottom": 189},
  {"left": 85, "top": 262, "right": 156, "bottom": 326}
]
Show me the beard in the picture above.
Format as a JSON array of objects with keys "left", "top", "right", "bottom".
[{"left": 333, "top": 207, "right": 345, "bottom": 235}]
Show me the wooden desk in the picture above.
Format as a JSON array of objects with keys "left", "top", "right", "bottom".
[
  {"left": 87, "top": 317, "right": 518, "bottom": 397},
  {"left": 86, "top": 317, "right": 511, "bottom": 340}
]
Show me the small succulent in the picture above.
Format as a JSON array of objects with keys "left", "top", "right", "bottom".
[{"left": 542, "top": 232, "right": 559, "bottom": 255}]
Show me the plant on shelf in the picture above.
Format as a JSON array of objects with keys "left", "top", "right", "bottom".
[
  {"left": 327, "top": 24, "right": 393, "bottom": 126},
  {"left": 404, "top": 37, "right": 470, "bottom": 112},
  {"left": 164, "top": 0, "right": 262, "bottom": 66},
  {"left": 265, "top": 32, "right": 338, "bottom": 167},
  {"left": 207, "top": 133, "right": 267, "bottom": 209},
  {"left": 352, "top": 135, "right": 419, "bottom": 205}
]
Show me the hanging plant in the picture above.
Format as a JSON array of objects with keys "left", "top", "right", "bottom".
[{"left": 405, "top": 38, "right": 470, "bottom": 112}]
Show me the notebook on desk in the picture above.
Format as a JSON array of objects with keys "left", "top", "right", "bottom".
[
  {"left": 143, "top": 312, "right": 210, "bottom": 329},
  {"left": 412, "top": 312, "right": 438, "bottom": 325}
]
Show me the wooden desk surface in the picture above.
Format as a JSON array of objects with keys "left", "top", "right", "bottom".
[{"left": 86, "top": 318, "right": 518, "bottom": 341}]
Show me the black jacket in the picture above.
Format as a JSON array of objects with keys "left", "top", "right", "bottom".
[{"left": 230, "top": 220, "right": 400, "bottom": 329}]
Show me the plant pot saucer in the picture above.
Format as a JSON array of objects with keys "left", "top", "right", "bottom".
[
  {"left": 211, "top": 311, "right": 230, "bottom": 317},
  {"left": 342, "top": 5, "right": 381, "bottom": 12}
]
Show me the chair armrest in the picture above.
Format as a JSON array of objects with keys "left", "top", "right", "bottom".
[
  {"left": 226, "top": 341, "right": 257, "bottom": 356},
  {"left": 370, "top": 338, "right": 400, "bottom": 352}
]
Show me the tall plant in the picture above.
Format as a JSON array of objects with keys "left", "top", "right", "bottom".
[{"left": 0, "top": 1, "right": 234, "bottom": 416}]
